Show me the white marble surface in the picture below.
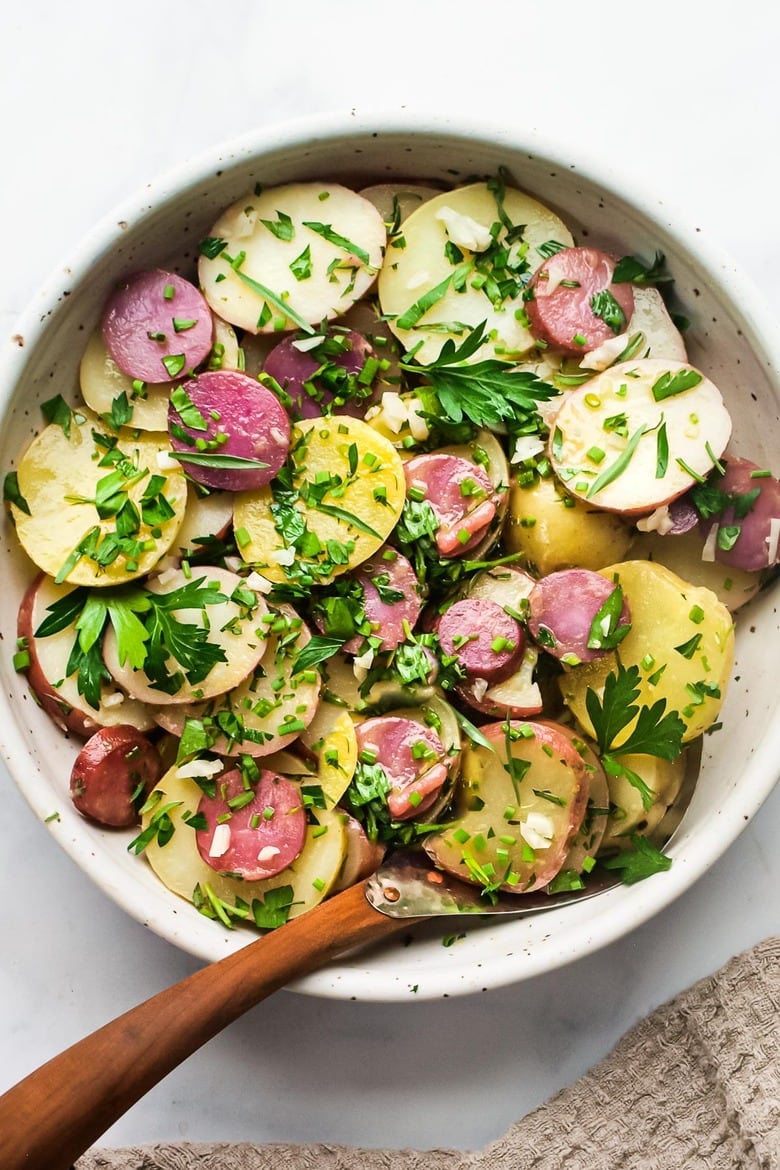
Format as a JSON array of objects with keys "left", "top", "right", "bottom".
[{"left": 0, "top": 0, "right": 778, "bottom": 1157}]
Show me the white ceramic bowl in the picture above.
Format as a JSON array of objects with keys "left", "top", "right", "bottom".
[{"left": 1, "top": 112, "right": 778, "bottom": 1001}]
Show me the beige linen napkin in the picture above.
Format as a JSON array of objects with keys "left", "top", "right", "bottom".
[{"left": 77, "top": 937, "right": 779, "bottom": 1170}]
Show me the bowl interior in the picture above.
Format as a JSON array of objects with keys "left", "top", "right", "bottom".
[{"left": 1, "top": 116, "right": 778, "bottom": 999}]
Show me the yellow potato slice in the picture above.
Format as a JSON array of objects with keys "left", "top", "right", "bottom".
[
  {"left": 504, "top": 472, "right": 635, "bottom": 574},
  {"left": 559, "top": 560, "right": 735, "bottom": 742},
  {"left": 424, "top": 719, "right": 586, "bottom": 893},
  {"left": 629, "top": 528, "right": 759, "bottom": 612},
  {"left": 299, "top": 700, "right": 359, "bottom": 806},
  {"left": 600, "top": 752, "right": 686, "bottom": 849},
  {"left": 10, "top": 414, "right": 187, "bottom": 586},
  {"left": 141, "top": 766, "right": 347, "bottom": 920},
  {"left": 233, "top": 416, "right": 405, "bottom": 584},
  {"left": 198, "top": 182, "right": 386, "bottom": 334},
  {"left": 378, "top": 182, "right": 573, "bottom": 364}
]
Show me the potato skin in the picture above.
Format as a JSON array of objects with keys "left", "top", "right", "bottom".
[{"left": 504, "top": 474, "right": 634, "bottom": 575}]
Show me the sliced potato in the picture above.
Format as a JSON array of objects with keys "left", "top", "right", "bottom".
[
  {"left": 549, "top": 359, "right": 732, "bottom": 514},
  {"left": 630, "top": 528, "right": 760, "bottom": 612},
  {"left": 378, "top": 182, "right": 574, "bottom": 365},
  {"left": 560, "top": 560, "right": 735, "bottom": 742},
  {"left": 141, "top": 766, "right": 347, "bottom": 919},
  {"left": 152, "top": 604, "right": 320, "bottom": 754},
  {"left": 18, "top": 573, "right": 156, "bottom": 736},
  {"left": 299, "top": 699, "right": 359, "bottom": 806},
  {"left": 103, "top": 566, "right": 268, "bottom": 705},
  {"left": 233, "top": 416, "right": 405, "bottom": 584},
  {"left": 10, "top": 414, "right": 187, "bottom": 586},
  {"left": 170, "top": 486, "right": 233, "bottom": 559},
  {"left": 504, "top": 472, "right": 635, "bottom": 574},
  {"left": 79, "top": 319, "right": 242, "bottom": 432},
  {"left": 198, "top": 182, "right": 386, "bottom": 334},
  {"left": 424, "top": 719, "right": 587, "bottom": 893},
  {"left": 600, "top": 751, "right": 686, "bottom": 850},
  {"left": 359, "top": 182, "right": 442, "bottom": 227},
  {"left": 79, "top": 330, "right": 171, "bottom": 431}
]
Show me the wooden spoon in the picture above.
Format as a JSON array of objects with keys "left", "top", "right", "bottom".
[{"left": 0, "top": 880, "right": 412, "bottom": 1170}]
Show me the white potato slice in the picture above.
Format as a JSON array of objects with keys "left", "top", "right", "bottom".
[
  {"left": 550, "top": 359, "right": 732, "bottom": 515},
  {"left": 103, "top": 565, "right": 268, "bottom": 705},
  {"left": 600, "top": 752, "right": 686, "bottom": 849},
  {"left": 233, "top": 416, "right": 406, "bottom": 584},
  {"left": 378, "top": 182, "right": 574, "bottom": 365},
  {"left": 152, "top": 604, "right": 321, "bottom": 756},
  {"left": 628, "top": 287, "right": 687, "bottom": 362},
  {"left": 141, "top": 766, "right": 347, "bottom": 919},
  {"left": 10, "top": 414, "right": 188, "bottom": 586},
  {"left": 198, "top": 183, "right": 386, "bottom": 334},
  {"left": 18, "top": 573, "right": 156, "bottom": 736}
]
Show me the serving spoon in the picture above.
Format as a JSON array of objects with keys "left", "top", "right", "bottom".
[{"left": 0, "top": 759, "right": 697, "bottom": 1170}]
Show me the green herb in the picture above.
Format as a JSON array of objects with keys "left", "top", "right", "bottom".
[
  {"left": 651, "top": 368, "right": 703, "bottom": 402},
  {"left": 396, "top": 262, "right": 472, "bottom": 330},
  {"left": 170, "top": 385, "right": 209, "bottom": 431},
  {"left": 589, "top": 289, "right": 627, "bottom": 335},
  {"left": 656, "top": 420, "right": 669, "bottom": 478},
  {"left": 612, "top": 252, "right": 669, "bottom": 286},
  {"left": 290, "top": 245, "right": 313, "bottom": 281},
  {"left": 261, "top": 210, "right": 295, "bottom": 241},
  {"left": 3, "top": 471, "right": 30, "bottom": 515},
  {"left": 601, "top": 833, "right": 673, "bottom": 883},
  {"left": 302, "top": 221, "right": 372, "bottom": 266},
  {"left": 252, "top": 885, "right": 296, "bottom": 929},
  {"left": 41, "top": 394, "right": 74, "bottom": 436},
  {"left": 587, "top": 584, "right": 631, "bottom": 652},
  {"left": 587, "top": 423, "right": 648, "bottom": 498},
  {"left": 401, "top": 320, "right": 556, "bottom": 431},
  {"left": 170, "top": 451, "right": 270, "bottom": 471},
  {"left": 291, "top": 635, "right": 344, "bottom": 675},
  {"left": 198, "top": 237, "right": 228, "bottom": 259},
  {"left": 161, "top": 354, "right": 187, "bottom": 378},
  {"left": 585, "top": 663, "right": 685, "bottom": 761}
]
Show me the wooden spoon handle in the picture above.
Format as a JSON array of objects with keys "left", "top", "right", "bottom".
[{"left": 0, "top": 881, "right": 410, "bottom": 1170}]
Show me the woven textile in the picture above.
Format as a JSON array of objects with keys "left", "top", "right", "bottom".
[{"left": 77, "top": 937, "right": 780, "bottom": 1170}]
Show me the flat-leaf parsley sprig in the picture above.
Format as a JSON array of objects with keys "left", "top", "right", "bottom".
[
  {"left": 585, "top": 662, "right": 685, "bottom": 812},
  {"left": 399, "top": 321, "right": 559, "bottom": 438},
  {"left": 34, "top": 576, "right": 232, "bottom": 707}
]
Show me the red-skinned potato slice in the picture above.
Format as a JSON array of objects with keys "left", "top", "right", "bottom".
[
  {"left": 103, "top": 565, "right": 268, "bottom": 706},
  {"left": 355, "top": 715, "right": 449, "bottom": 820},
  {"left": 698, "top": 455, "right": 780, "bottom": 572},
  {"left": 424, "top": 719, "right": 588, "bottom": 893},
  {"left": 456, "top": 644, "right": 544, "bottom": 720},
  {"left": 141, "top": 765, "right": 347, "bottom": 919},
  {"left": 198, "top": 182, "right": 386, "bottom": 334},
  {"left": 331, "top": 814, "right": 386, "bottom": 892},
  {"left": 195, "top": 768, "right": 307, "bottom": 881},
  {"left": 167, "top": 370, "right": 290, "bottom": 491},
  {"left": 70, "top": 725, "right": 163, "bottom": 827},
  {"left": 102, "top": 269, "right": 214, "bottom": 384},
  {"left": 18, "top": 573, "right": 156, "bottom": 736},
  {"left": 526, "top": 247, "right": 635, "bottom": 356},
  {"left": 527, "top": 568, "right": 631, "bottom": 664},
  {"left": 262, "top": 329, "right": 382, "bottom": 421},
  {"left": 550, "top": 359, "right": 731, "bottom": 515}
]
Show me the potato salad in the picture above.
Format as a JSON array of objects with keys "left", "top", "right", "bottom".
[{"left": 6, "top": 171, "right": 779, "bottom": 932}]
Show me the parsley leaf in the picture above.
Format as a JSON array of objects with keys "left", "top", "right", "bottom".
[
  {"left": 601, "top": 833, "right": 673, "bottom": 883},
  {"left": 3, "top": 471, "right": 31, "bottom": 515},
  {"left": 400, "top": 321, "right": 557, "bottom": 431},
  {"left": 586, "top": 663, "right": 685, "bottom": 760},
  {"left": 612, "top": 252, "right": 670, "bottom": 286},
  {"left": 590, "top": 289, "right": 627, "bottom": 335}
]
